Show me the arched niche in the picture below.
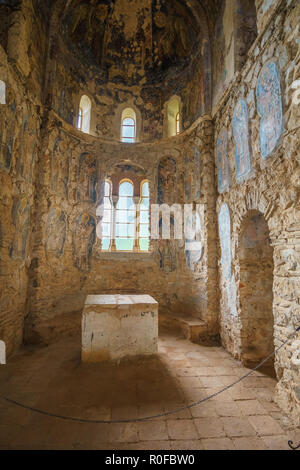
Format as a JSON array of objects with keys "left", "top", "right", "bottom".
[{"left": 239, "top": 211, "right": 275, "bottom": 376}]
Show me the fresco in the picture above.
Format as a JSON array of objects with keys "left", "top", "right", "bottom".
[
  {"left": 158, "top": 216, "right": 176, "bottom": 273},
  {"left": 242, "top": 214, "right": 270, "bottom": 249},
  {"left": 51, "top": 138, "right": 70, "bottom": 199},
  {"left": 76, "top": 152, "right": 97, "bottom": 203},
  {"left": 217, "top": 128, "right": 230, "bottom": 194},
  {"left": 62, "top": 0, "right": 203, "bottom": 86},
  {"left": 185, "top": 209, "right": 203, "bottom": 272},
  {"left": 158, "top": 156, "right": 177, "bottom": 205},
  {"left": 233, "top": 99, "right": 251, "bottom": 181},
  {"left": 10, "top": 197, "right": 30, "bottom": 260},
  {"left": 73, "top": 213, "right": 96, "bottom": 272},
  {"left": 257, "top": 61, "right": 283, "bottom": 158},
  {"left": 184, "top": 147, "right": 201, "bottom": 202},
  {"left": 46, "top": 208, "right": 67, "bottom": 258},
  {"left": 17, "top": 109, "right": 37, "bottom": 183},
  {"left": 0, "top": 87, "right": 16, "bottom": 172},
  {"left": 218, "top": 203, "right": 231, "bottom": 280}
]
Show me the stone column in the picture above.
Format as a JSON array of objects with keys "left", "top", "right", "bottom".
[
  {"left": 111, "top": 195, "right": 118, "bottom": 252},
  {"left": 133, "top": 196, "right": 140, "bottom": 252}
]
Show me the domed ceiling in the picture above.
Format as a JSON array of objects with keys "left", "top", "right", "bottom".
[{"left": 60, "top": 0, "right": 213, "bottom": 85}]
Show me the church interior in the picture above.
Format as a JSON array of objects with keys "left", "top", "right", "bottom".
[{"left": 0, "top": 0, "right": 300, "bottom": 450}]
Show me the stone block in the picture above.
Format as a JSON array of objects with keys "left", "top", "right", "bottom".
[{"left": 82, "top": 294, "right": 158, "bottom": 362}]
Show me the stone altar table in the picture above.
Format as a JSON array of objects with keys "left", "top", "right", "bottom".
[{"left": 82, "top": 294, "right": 158, "bottom": 362}]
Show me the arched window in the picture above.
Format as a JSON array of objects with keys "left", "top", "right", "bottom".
[
  {"left": 101, "top": 180, "right": 113, "bottom": 251},
  {"left": 167, "top": 97, "right": 181, "bottom": 137},
  {"left": 77, "top": 95, "right": 91, "bottom": 134},
  {"left": 121, "top": 108, "right": 136, "bottom": 143},
  {"left": 139, "top": 181, "right": 150, "bottom": 251},
  {"left": 116, "top": 180, "right": 135, "bottom": 251}
]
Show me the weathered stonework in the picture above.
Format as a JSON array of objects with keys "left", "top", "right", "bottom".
[
  {"left": 0, "top": 0, "right": 299, "bottom": 430},
  {"left": 214, "top": 0, "right": 300, "bottom": 427},
  {"left": 82, "top": 294, "right": 158, "bottom": 362}
]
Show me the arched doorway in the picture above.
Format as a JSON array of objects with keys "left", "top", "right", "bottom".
[{"left": 239, "top": 211, "right": 275, "bottom": 376}]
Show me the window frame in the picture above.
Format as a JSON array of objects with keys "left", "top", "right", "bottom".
[
  {"left": 101, "top": 180, "right": 113, "bottom": 252},
  {"left": 77, "top": 95, "right": 91, "bottom": 134},
  {"left": 121, "top": 108, "right": 137, "bottom": 143},
  {"left": 138, "top": 180, "right": 150, "bottom": 252},
  {"left": 115, "top": 179, "right": 136, "bottom": 251}
]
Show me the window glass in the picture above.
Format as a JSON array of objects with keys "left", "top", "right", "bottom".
[{"left": 116, "top": 180, "right": 135, "bottom": 251}]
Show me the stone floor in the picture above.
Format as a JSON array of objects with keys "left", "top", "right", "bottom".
[{"left": 0, "top": 328, "right": 299, "bottom": 450}]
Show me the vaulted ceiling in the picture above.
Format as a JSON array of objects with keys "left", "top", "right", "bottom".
[{"left": 47, "top": 0, "right": 221, "bottom": 85}]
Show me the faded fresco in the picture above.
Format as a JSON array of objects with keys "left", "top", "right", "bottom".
[
  {"left": 184, "top": 147, "right": 201, "bottom": 202},
  {"left": 17, "top": 109, "right": 37, "bottom": 183},
  {"left": 257, "top": 61, "right": 283, "bottom": 159},
  {"left": 0, "top": 86, "right": 16, "bottom": 172},
  {"left": 185, "top": 209, "right": 203, "bottom": 272},
  {"left": 218, "top": 203, "right": 231, "bottom": 280},
  {"left": 73, "top": 213, "right": 96, "bottom": 272},
  {"left": 158, "top": 216, "right": 176, "bottom": 273},
  {"left": 10, "top": 197, "right": 30, "bottom": 260},
  {"left": 46, "top": 208, "right": 67, "bottom": 258},
  {"left": 217, "top": 128, "right": 230, "bottom": 194},
  {"left": 76, "top": 152, "right": 97, "bottom": 203},
  {"left": 62, "top": 0, "right": 203, "bottom": 86},
  {"left": 158, "top": 156, "right": 177, "bottom": 204},
  {"left": 242, "top": 213, "right": 270, "bottom": 249},
  {"left": 51, "top": 138, "right": 70, "bottom": 199},
  {"left": 233, "top": 99, "right": 251, "bottom": 181}
]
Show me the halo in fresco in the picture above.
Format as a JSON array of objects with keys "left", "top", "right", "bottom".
[{"left": 256, "top": 61, "right": 283, "bottom": 159}]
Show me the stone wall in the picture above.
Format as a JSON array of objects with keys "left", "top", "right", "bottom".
[
  {"left": 45, "top": 0, "right": 211, "bottom": 142},
  {"left": 0, "top": 0, "right": 299, "bottom": 429},
  {"left": 214, "top": 0, "right": 300, "bottom": 426},
  {"left": 0, "top": 0, "right": 48, "bottom": 355},
  {"left": 212, "top": 0, "right": 258, "bottom": 110},
  {"left": 25, "top": 112, "right": 218, "bottom": 346}
]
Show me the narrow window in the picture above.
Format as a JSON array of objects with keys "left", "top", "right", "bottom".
[
  {"left": 121, "top": 108, "right": 136, "bottom": 143},
  {"left": 139, "top": 181, "right": 150, "bottom": 251},
  {"left": 167, "top": 97, "right": 181, "bottom": 137},
  {"left": 77, "top": 95, "right": 91, "bottom": 134},
  {"left": 101, "top": 181, "right": 112, "bottom": 251},
  {"left": 176, "top": 112, "right": 180, "bottom": 135},
  {"left": 116, "top": 180, "right": 135, "bottom": 251},
  {"left": 77, "top": 107, "right": 83, "bottom": 131}
]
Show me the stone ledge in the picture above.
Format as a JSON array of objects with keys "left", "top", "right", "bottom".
[{"left": 159, "top": 312, "right": 218, "bottom": 346}]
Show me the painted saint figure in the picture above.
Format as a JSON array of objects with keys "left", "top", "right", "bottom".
[
  {"left": 257, "top": 61, "right": 283, "bottom": 159},
  {"left": 76, "top": 152, "right": 97, "bottom": 203},
  {"left": 158, "top": 217, "right": 176, "bottom": 273},
  {"left": 217, "top": 128, "right": 230, "bottom": 194},
  {"left": 185, "top": 210, "right": 203, "bottom": 272},
  {"left": 46, "top": 208, "right": 67, "bottom": 258},
  {"left": 158, "top": 157, "right": 177, "bottom": 205},
  {"left": 73, "top": 213, "right": 96, "bottom": 272},
  {"left": 0, "top": 86, "right": 16, "bottom": 172},
  {"left": 10, "top": 197, "right": 30, "bottom": 260},
  {"left": 51, "top": 138, "right": 70, "bottom": 199},
  {"left": 233, "top": 99, "right": 251, "bottom": 181}
]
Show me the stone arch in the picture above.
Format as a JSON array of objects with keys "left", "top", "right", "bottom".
[{"left": 238, "top": 210, "right": 275, "bottom": 376}]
